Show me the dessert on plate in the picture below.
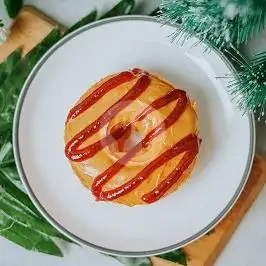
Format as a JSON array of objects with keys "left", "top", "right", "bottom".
[{"left": 64, "top": 68, "right": 200, "bottom": 206}]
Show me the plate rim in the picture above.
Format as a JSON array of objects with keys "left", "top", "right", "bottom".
[{"left": 13, "top": 15, "right": 256, "bottom": 257}]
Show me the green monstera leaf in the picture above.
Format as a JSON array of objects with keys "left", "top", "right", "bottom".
[{"left": 4, "top": 0, "right": 23, "bottom": 18}]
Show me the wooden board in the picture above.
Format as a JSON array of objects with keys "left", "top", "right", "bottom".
[
  {"left": 1, "top": 7, "right": 265, "bottom": 266},
  {"left": 0, "top": 7, "right": 63, "bottom": 61}
]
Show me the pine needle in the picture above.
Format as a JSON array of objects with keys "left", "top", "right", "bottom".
[
  {"left": 226, "top": 50, "right": 266, "bottom": 120},
  {"left": 158, "top": 0, "right": 266, "bottom": 50}
]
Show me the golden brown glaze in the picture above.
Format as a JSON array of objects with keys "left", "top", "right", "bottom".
[{"left": 64, "top": 70, "right": 199, "bottom": 206}]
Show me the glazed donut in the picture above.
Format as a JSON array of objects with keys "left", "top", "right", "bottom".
[{"left": 64, "top": 69, "right": 200, "bottom": 206}]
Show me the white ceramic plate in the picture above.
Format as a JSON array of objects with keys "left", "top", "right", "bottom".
[{"left": 13, "top": 16, "right": 255, "bottom": 257}]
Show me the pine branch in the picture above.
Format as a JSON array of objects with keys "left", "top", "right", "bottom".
[
  {"left": 225, "top": 47, "right": 266, "bottom": 119},
  {"left": 158, "top": 0, "right": 266, "bottom": 50}
]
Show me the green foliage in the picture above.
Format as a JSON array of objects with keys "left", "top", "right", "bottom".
[
  {"left": 158, "top": 249, "right": 187, "bottom": 265},
  {"left": 64, "top": 0, "right": 135, "bottom": 37},
  {"left": 159, "top": 0, "right": 266, "bottom": 50},
  {"left": 100, "top": 0, "right": 135, "bottom": 19},
  {"left": 0, "top": 29, "right": 61, "bottom": 122},
  {"left": 115, "top": 257, "right": 152, "bottom": 266},
  {"left": 4, "top": 0, "right": 23, "bottom": 18},
  {"left": 114, "top": 248, "right": 188, "bottom": 266},
  {"left": 226, "top": 47, "right": 266, "bottom": 118},
  {"left": 159, "top": 0, "right": 266, "bottom": 116},
  {"left": 149, "top": 7, "right": 161, "bottom": 17},
  {"left": 0, "top": 49, "right": 21, "bottom": 90},
  {"left": 0, "top": 29, "right": 71, "bottom": 256},
  {"left": 206, "top": 229, "right": 215, "bottom": 236},
  {"left": 64, "top": 10, "right": 98, "bottom": 36},
  {"left": 1, "top": 214, "right": 63, "bottom": 257}
]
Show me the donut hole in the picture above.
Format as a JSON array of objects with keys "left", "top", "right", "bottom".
[{"left": 110, "top": 123, "right": 143, "bottom": 153}]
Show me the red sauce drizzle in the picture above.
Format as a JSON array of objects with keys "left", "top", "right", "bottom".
[
  {"left": 65, "top": 73, "right": 150, "bottom": 162},
  {"left": 65, "top": 69, "right": 200, "bottom": 204},
  {"left": 99, "top": 134, "right": 198, "bottom": 203},
  {"left": 67, "top": 71, "right": 136, "bottom": 122}
]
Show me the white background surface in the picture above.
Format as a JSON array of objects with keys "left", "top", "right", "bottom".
[{"left": 1, "top": 0, "right": 266, "bottom": 265}]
